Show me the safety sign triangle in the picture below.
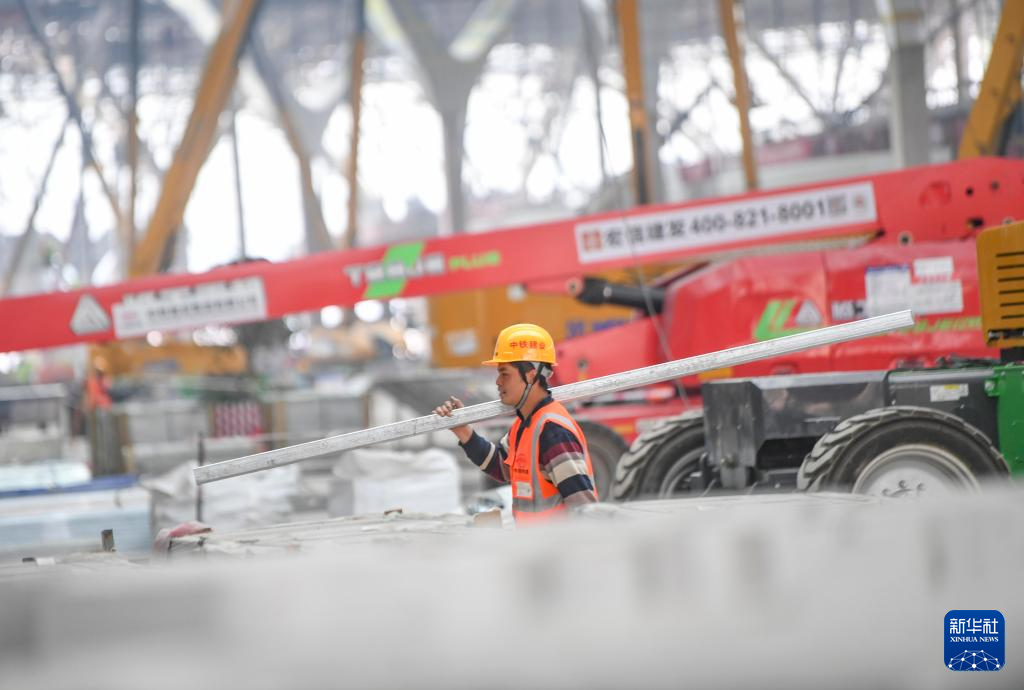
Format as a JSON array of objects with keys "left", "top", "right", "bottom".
[
  {"left": 794, "top": 299, "right": 823, "bottom": 327},
  {"left": 70, "top": 294, "right": 111, "bottom": 335}
]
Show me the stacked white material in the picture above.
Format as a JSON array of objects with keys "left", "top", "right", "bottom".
[
  {"left": 144, "top": 447, "right": 461, "bottom": 534},
  {"left": 327, "top": 448, "right": 461, "bottom": 517},
  {"left": 2, "top": 488, "right": 1021, "bottom": 688},
  {"left": 142, "top": 461, "right": 299, "bottom": 533}
]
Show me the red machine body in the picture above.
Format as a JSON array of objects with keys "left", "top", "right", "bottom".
[
  {"left": 558, "top": 252, "right": 987, "bottom": 442},
  {"left": 555, "top": 158, "right": 1022, "bottom": 441},
  {"left": 557, "top": 241, "right": 986, "bottom": 383}
]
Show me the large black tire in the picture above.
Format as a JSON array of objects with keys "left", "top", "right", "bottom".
[
  {"left": 610, "top": 411, "right": 705, "bottom": 501},
  {"left": 578, "top": 420, "right": 629, "bottom": 499},
  {"left": 798, "top": 406, "right": 1009, "bottom": 496}
]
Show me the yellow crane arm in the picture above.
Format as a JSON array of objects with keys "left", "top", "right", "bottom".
[
  {"left": 958, "top": 2, "right": 1024, "bottom": 159},
  {"left": 130, "top": 0, "right": 261, "bottom": 277}
]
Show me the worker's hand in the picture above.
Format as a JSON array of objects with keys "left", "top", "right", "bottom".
[{"left": 434, "top": 396, "right": 472, "bottom": 444}]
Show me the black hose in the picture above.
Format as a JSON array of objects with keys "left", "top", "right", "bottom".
[{"left": 570, "top": 276, "right": 666, "bottom": 313}]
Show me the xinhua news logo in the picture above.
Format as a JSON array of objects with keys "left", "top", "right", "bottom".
[{"left": 945, "top": 610, "right": 1004, "bottom": 671}]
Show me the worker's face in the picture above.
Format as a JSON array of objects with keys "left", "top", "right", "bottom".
[{"left": 496, "top": 363, "right": 531, "bottom": 406}]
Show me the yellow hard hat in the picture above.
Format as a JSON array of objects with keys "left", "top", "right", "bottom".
[{"left": 482, "top": 323, "right": 557, "bottom": 366}]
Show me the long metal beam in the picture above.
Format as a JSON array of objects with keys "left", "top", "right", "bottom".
[
  {"left": 615, "top": 0, "right": 655, "bottom": 205},
  {"left": 342, "top": 0, "right": 367, "bottom": 250},
  {"left": 18, "top": 0, "right": 125, "bottom": 234},
  {"left": 0, "top": 120, "right": 68, "bottom": 298},
  {"left": 126, "top": 0, "right": 142, "bottom": 265},
  {"left": 957, "top": 0, "right": 1024, "bottom": 158},
  {"left": 719, "top": 0, "right": 759, "bottom": 191},
  {"left": 131, "top": 0, "right": 262, "bottom": 277},
  {"left": 375, "top": 0, "right": 515, "bottom": 235},
  {"left": 195, "top": 310, "right": 914, "bottom": 484},
  {"left": 246, "top": 31, "right": 333, "bottom": 254}
]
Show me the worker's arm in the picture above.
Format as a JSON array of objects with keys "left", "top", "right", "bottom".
[
  {"left": 434, "top": 396, "right": 509, "bottom": 483},
  {"left": 538, "top": 423, "right": 597, "bottom": 508},
  {"left": 459, "top": 430, "right": 510, "bottom": 483}
]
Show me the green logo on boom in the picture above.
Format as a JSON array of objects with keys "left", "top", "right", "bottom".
[
  {"left": 343, "top": 242, "right": 502, "bottom": 299},
  {"left": 754, "top": 299, "right": 820, "bottom": 341}
]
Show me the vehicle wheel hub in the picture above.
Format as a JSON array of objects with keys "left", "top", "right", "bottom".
[{"left": 852, "top": 444, "right": 981, "bottom": 497}]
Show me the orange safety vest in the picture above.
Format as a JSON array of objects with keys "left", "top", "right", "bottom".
[
  {"left": 504, "top": 400, "right": 597, "bottom": 524},
  {"left": 85, "top": 372, "right": 112, "bottom": 411}
]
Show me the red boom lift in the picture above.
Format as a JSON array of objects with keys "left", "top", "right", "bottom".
[
  {"left": 3, "top": 157, "right": 1020, "bottom": 355},
  {"left": 3, "top": 158, "right": 1024, "bottom": 490}
]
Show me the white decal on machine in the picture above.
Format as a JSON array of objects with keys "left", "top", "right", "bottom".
[
  {"left": 864, "top": 261, "right": 964, "bottom": 317},
  {"left": 111, "top": 277, "right": 268, "bottom": 338},
  {"left": 574, "top": 182, "right": 877, "bottom": 263},
  {"left": 913, "top": 256, "right": 954, "bottom": 280},
  {"left": 929, "top": 384, "right": 969, "bottom": 402}
]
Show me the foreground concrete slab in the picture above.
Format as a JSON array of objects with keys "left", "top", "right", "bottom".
[{"left": 1, "top": 489, "right": 1020, "bottom": 689}]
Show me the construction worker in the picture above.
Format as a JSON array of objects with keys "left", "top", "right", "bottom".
[
  {"left": 84, "top": 356, "right": 112, "bottom": 412},
  {"left": 434, "top": 323, "right": 597, "bottom": 523},
  {"left": 84, "top": 353, "right": 130, "bottom": 474}
]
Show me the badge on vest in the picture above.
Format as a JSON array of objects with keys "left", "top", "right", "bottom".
[{"left": 514, "top": 481, "right": 533, "bottom": 498}]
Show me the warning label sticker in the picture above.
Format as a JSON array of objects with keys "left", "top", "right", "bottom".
[
  {"left": 69, "top": 295, "right": 111, "bottom": 335},
  {"left": 930, "top": 384, "right": 969, "bottom": 403},
  {"left": 864, "top": 262, "right": 964, "bottom": 317},
  {"left": 913, "top": 256, "right": 954, "bottom": 280},
  {"left": 111, "top": 277, "right": 268, "bottom": 338}
]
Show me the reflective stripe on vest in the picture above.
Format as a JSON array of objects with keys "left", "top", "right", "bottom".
[{"left": 505, "top": 401, "right": 595, "bottom": 524}]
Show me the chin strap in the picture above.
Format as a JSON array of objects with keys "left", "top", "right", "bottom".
[{"left": 514, "top": 362, "right": 552, "bottom": 411}]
